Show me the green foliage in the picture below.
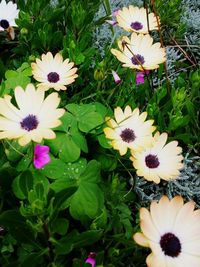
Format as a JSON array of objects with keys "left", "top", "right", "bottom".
[{"left": 0, "top": 0, "right": 199, "bottom": 266}]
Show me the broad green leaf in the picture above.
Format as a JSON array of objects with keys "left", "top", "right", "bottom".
[
  {"left": 16, "top": 154, "right": 32, "bottom": 171},
  {"left": 5, "top": 70, "right": 31, "bottom": 90},
  {"left": 70, "top": 184, "right": 103, "bottom": 219},
  {"left": 51, "top": 218, "right": 69, "bottom": 235},
  {"left": 66, "top": 103, "right": 104, "bottom": 132},
  {"left": 0, "top": 210, "right": 36, "bottom": 245},
  {"left": 60, "top": 134, "right": 80, "bottom": 162},
  {"left": 50, "top": 158, "right": 87, "bottom": 192},
  {"left": 40, "top": 158, "right": 67, "bottom": 179},
  {"left": 12, "top": 175, "right": 26, "bottom": 199},
  {"left": 18, "top": 170, "right": 34, "bottom": 198},
  {"left": 70, "top": 160, "right": 104, "bottom": 220},
  {"left": 55, "top": 230, "right": 102, "bottom": 255},
  {"left": 97, "top": 133, "right": 112, "bottom": 149},
  {"left": 47, "top": 132, "right": 80, "bottom": 162}
]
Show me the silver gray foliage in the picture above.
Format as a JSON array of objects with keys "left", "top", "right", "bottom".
[{"left": 134, "top": 152, "right": 200, "bottom": 207}]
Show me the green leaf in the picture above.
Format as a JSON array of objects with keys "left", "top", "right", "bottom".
[
  {"left": 47, "top": 132, "right": 80, "bottom": 162},
  {"left": 18, "top": 170, "right": 34, "bottom": 198},
  {"left": 5, "top": 69, "right": 31, "bottom": 90},
  {"left": 49, "top": 187, "right": 77, "bottom": 219},
  {"left": 71, "top": 128, "right": 88, "bottom": 153},
  {"left": 12, "top": 175, "right": 26, "bottom": 200},
  {"left": 0, "top": 210, "right": 36, "bottom": 245},
  {"left": 50, "top": 158, "right": 87, "bottom": 193},
  {"left": 70, "top": 184, "right": 104, "bottom": 219},
  {"left": 66, "top": 103, "right": 104, "bottom": 132},
  {"left": 70, "top": 160, "right": 104, "bottom": 220},
  {"left": 97, "top": 133, "right": 112, "bottom": 149},
  {"left": 40, "top": 158, "right": 67, "bottom": 179},
  {"left": 51, "top": 218, "right": 69, "bottom": 235},
  {"left": 16, "top": 154, "right": 32, "bottom": 171},
  {"left": 55, "top": 230, "right": 102, "bottom": 255},
  {"left": 168, "top": 115, "right": 190, "bottom": 130}
]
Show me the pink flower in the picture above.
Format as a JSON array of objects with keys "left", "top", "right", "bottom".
[
  {"left": 112, "top": 70, "right": 122, "bottom": 84},
  {"left": 105, "top": 19, "right": 118, "bottom": 26},
  {"left": 105, "top": 9, "right": 119, "bottom": 26},
  {"left": 136, "top": 70, "right": 149, "bottom": 85},
  {"left": 85, "top": 252, "right": 96, "bottom": 267},
  {"left": 33, "top": 144, "right": 50, "bottom": 169},
  {"left": 112, "top": 9, "right": 120, "bottom": 17}
]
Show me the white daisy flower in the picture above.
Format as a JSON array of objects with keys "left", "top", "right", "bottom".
[
  {"left": 31, "top": 52, "right": 78, "bottom": 91},
  {"left": 0, "top": 0, "right": 19, "bottom": 31},
  {"left": 0, "top": 83, "right": 65, "bottom": 146},
  {"left": 134, "top": 196, "right": 200, "bottom": 267}
]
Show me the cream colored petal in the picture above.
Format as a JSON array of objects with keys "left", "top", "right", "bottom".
[
  {"left": 0, "top": 96, "right": 21, "bottom": 121},
  {"left": 140, "top": 207, "right": 160, "bottom": 242},
  {"left": 37, "top": 83, "right": 51, "bottom": 91},
  {"left": 18, "top": 134, "right": 32, "bottom": 146},
  {"left": 146, "top": 252, "right": 166, "bottom": 267},
  {"left": 174, "top": 201, "right": 196, "bottom": 240},
  {"left": 111, "top": 49, "right": 131, "bottom": 65},
  {"left": 133, "top": 232, "right": 149, "bottom": 247},
  {"left": 15, "top": 84, "right": 44, "bottom": 115},
  {"left": 38, "top": 92, "right": 60, "bottom": 117},
  {"left": 103, "top": 127, "right": 119, "bottom": 140},
  {"left": 182, "top": 240, "right": 200, "bottom": 257},
  {"left": 114, "top": 107, "right": 126, "bottom": 123},
  {"left": 54, "top": 53, "right": 63, "bottom": 65},
  {"left": 150, "top": 196, "right": 183, "bottom": 235},
  {"left": 174, "top": 253, "right": 200, "bottom": 267},
  {"left": 111, "top": 139, "right": 128, "bottom": 155}
]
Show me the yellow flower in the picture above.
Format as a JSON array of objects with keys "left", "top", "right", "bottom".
[
  {"left": 116, "top": 5, "right": 159, "bottom": 33},
  {"left": 0, "top": 83, "right": 65, "bottom": 146},
  {"left": 111, "top": 33, "right": 166, "bottom": 70},
  {"left": 130, "top": 132, "right": 184, "bottom": 183},
  {"left": 133, "top": 195, "right": 200, "bottom": 267},
  {"left": 31, "top": 52, "right": 78, "bottom": 91},
  {"left": 103, "top": 106, "right": 155, "bottom": 156}
]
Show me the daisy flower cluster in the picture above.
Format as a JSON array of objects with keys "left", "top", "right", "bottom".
[
  {"left": 104, "top": 105, "right": 184, "bottom": 184},
  {"left": 110, "top": 4, "right": 166, "bottom": 84},
  {"left": 103, "top": 6, "right": 200, "bottom": 266},
  {"left": 103, "top": 105, "right": 200, "bottom": 266}
]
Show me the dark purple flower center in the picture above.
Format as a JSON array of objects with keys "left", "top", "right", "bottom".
[
  {"left": 160, "top": 233, "right": 181, "bottom": 257},
  {"left": 120, "top": 128, "right": 136, "bottom": 143},
  {"left": 20, "top": 115, "right": 39, "bottom": 131},
  {"left": 145, "top": 154, "right": 160, "bottom": 168},
  {"left": 131, "top": 54, "right": 145, "bottom": 65},
  {"left": 131, "top": 21, "right": 143, "bottom": 31},
  {"left": 0, "top": 19, "right": 9, "bottom": 29},
  {"left": 47, "top": 72, "right": 60, "bottom": 83}
]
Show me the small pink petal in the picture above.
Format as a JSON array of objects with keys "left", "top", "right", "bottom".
[
  {"left": 112, "top": 70, "right": 121, "bottom": 84},
  {"left": 136, "top": 70, "right": 149, "bottom": 85},
  {"left": 33, "top": 144, "right": 50, "bottom": 169},
  {"left": 105, "top": 19, "right": 118, "bottom": 26},
  {"left": 112, "top": 9, "right": 120, "bottom": 17},
  {"left": 85, "top": 252, "right": 96, "bottom": 267}
]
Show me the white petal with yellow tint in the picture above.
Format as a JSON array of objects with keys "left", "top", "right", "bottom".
[{"left": 133, "top": 232, "right": 149, "bottom": 247}]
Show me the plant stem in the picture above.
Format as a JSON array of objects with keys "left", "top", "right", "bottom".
[{"left": 42, "top": 222, "right": 54, "bottom": 263}]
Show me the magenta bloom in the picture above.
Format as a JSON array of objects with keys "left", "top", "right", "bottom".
[
  {"left": 112, "top": 70, "right": 122, "bottom": 84},
  {"left": 136, "top": 70, "right": 149, "bottom": 85},
  {"left": 85, "top": 252, "right": 96, "bottom": 267},
  {"left": 105, "top": 9, "right": 119, "bottom": 26},
  {"left": 33, "top": 144, "right": 50, "bottom": 169}
]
